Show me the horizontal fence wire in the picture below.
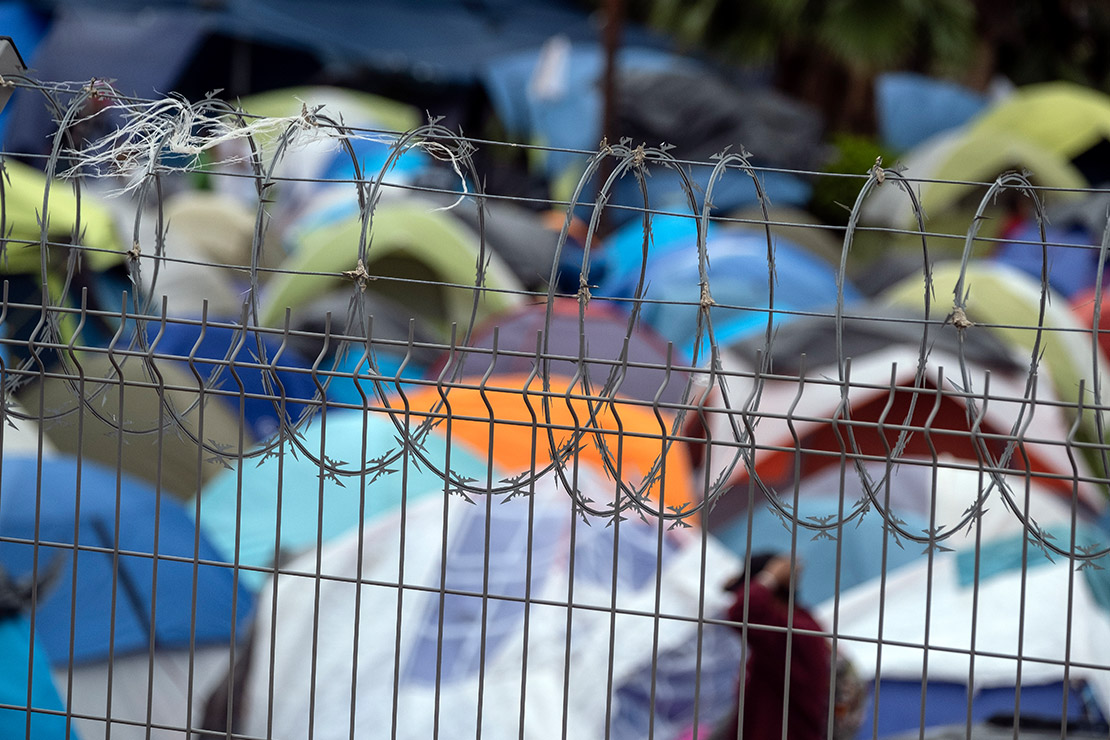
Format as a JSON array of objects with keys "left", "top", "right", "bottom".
[{"left": 0, "top": 73, "right": 1109, "bottom": 740}]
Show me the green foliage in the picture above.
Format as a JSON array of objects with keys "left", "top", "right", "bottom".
[
  {"left": 809, "top": 133, "right": 897, "bottom": 225},
  {"left": 625, "top": 0, "right": 977, "bottom": 75}
]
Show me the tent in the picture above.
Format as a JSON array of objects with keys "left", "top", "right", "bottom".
[
  {"left": 881, "top": 261, "right": 1110, "bottom": 482},
  {"left": 398, "top": 373, "right": 699, "bottom": 518},
  {"left": 480, "top": 42, "right": 814, "bottom": 224},
  {"left": 260, "top": 198, "right": 524, "bottom": 338},
  {"left": 991, "top": 219, "right": 1102, "bottom": 301},
  {"left": 821, "top": 520, "right": 1110, "bottom": 737},
  {"left": 696, "top": 345, "right": 1106, "bottom": 531},
  {"left": 716, "top": 459, "right": 1098, "bottom": 607},
  {"left": 196, "top": 407, "right": 499, "bottom": 591},
  {"left": 430, "top": 297, "right": 695, "bottom": 408},
  {"left": 726, "top": 302, "right": 1022, "bottom": 377},
  {"left": 0, "top": 453, "right": 252, "bottom": 665},
  {"left": 859, "top": 127, "right": 1087, "bottom": 231},
  {"left": 964, "top": 82, "right": 1110, "bottom": 181},
  {"left": 14, "top": 351, "right": 255, "bottom": 501},
  {"left": 599, "top": 227, "right": 860, "bottom": 358},
  {"left": 236, "top": 86, "right": 427, "bottom": 236},
  {"left": 145, "top": 320, "right": 319, "bottom": 442},
  {"left": 227, "top": 469, "right": 744, "bottom": 740},
  {"left": 0, "top": 568, "right": 70, "bottom": 740},
  {"left": 874, "top": 72, "right": 989, "bottom": 153}
]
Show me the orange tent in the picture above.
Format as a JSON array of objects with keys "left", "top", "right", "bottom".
[{"left": 395, "top": 374, "right": 698, "bottom": 520}]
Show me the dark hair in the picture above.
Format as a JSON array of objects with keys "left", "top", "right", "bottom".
[{"left": 722, "top": 551, "right": 779, "bottom": 594}]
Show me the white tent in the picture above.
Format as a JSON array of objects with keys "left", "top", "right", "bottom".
[{"left": 235, "top": 470, "right": 745, "bottom": 740}]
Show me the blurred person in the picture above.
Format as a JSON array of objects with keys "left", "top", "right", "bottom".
[{"left": 710, "top": 552, "right": 832, "bottom": 740}]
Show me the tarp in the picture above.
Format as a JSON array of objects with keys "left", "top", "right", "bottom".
[
  {"left": 0, "top": 453, "right": 252, "bottom": 665},
  {"left": 233, "top": 469, "right": 743, "bottom": 740},
  {"left": 196, "top": 407, "right": 498, "bottom": 591},
  {"left": 431, "top": 298, "right": 695, "bottom": 408},
  {"left": 399, "top": 373, "right": 699, "bottom": 517}
]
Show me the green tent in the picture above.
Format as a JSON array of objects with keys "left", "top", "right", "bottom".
[
  {"left": 260, "top": 199, "right": 524, "bottom": 336},
  {"left": 881, "top": 260, "right": 1110, "bottom": 488}
]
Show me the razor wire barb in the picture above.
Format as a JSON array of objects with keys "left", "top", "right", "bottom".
[{"left": 0, "top": 75, "right": 1107, "bottom": 564}]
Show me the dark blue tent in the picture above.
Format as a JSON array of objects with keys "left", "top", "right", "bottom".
[
  {"left": 149, "top": 321, "right": 319, "bottom": 441},
  {"left": 0, "top": 453, "right": 253, "bottom": 665}
]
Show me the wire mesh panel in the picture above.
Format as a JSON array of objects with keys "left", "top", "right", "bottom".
[{"left": 0, "top": 71, "right": 1109, "bottom": 740}]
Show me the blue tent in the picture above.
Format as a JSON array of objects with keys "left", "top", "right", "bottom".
[
  {"left": 876, "top": 72, "right": 988, "bottom": 153},
  {"left": 196, "top": 408, "right": 500, "bottom": 590},
  {"left": 599, "top": 227, "right": 859, "bottom": 356},
  {"left": 0, "top": 611, "right": 70, "bottom": 739},
  {"left": 993, "top": 220, "right": 1102, "bottom": 300},
  {"left": 149, "top": 321, "right": 319, "bottom": 442},
  {"left": 0, "top": 454, "right": 253, "bottom": 666}
]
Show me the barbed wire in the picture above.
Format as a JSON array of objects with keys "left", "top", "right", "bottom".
[{"left": 1, "top": 73, "right": 1109, "bottom": 569}]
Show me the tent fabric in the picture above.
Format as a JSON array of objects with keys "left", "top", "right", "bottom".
[
  {"left": 398, "top": 373, "right": 699, "bottom": 517},
  {"left": 992, "top": 220, "right": 1102, "bottom": 300},
  {"left": 433, "top": 298, "right": 695, "bottom": 408},
  {"left": 0, "top": 614, "right": 70, "bottom": 740},
  {"left": 15, "top": 352, "right": 255, "bottom": 501},
  {"left": 0, "top": 158, "right": 125, "bottom": 275},
  {"left": 600, "top": 228, "right": 859, "bottom": 357},
  {"left": 147, "top": 321, "right": 319, "bottom": 442},
  {"left": 820, "top": 539, "right": 1110, "bottom": 723},
  {"left": 0, "top": 454, "right": 252, "bottom": 665},
  {"left": 860, "top": 679, "right": 1103, "bottom": 738},
  {"left": 860, "top": 127, "right": 1087, "bottom": 230},
  {"left": 196, "top": 408, "right": 499, "bottom": 591},
  {"left": 880, "top": 261, "right": 1110, "bottom": 480},
  {"left": 60, "top": 646, "right": 232, "bottom": 740},
  {"left": 710, "top": 459, "right": 1090, "bottom": 607},
  {"left": 700, "top": 347, "right": 1104, "bottom": 510},
  {"left": 966, "top": 82, "right": 1110, "bottom": 169},
  {"left": 260, "top": 199, "right": 524, "bottom": 336},
  {"left": 875, "top": 72, "right": 988, "bottom": 153},
  {"left": 235, "top": 470, "right": 743, "bottom": 740},
  {"left": 727, "top": 302, "right": 1023, "bottom": 376}
]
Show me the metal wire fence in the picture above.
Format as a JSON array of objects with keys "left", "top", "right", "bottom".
[{"left": 1, "top": 73, "right": 1110, "bottom": 740}]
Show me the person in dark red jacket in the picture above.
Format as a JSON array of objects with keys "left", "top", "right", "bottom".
[{"left": 710, "top": 552, "right": 832, "bottom": 740}]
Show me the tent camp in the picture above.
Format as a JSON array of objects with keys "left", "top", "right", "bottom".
[{"left": 223, "top": 469, "right": 743, "bottom": 740}]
